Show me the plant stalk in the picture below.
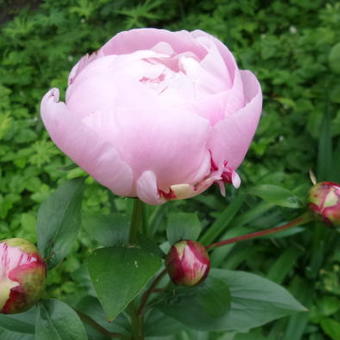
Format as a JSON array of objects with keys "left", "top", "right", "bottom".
[
  {"left": 137, "top": 268, "right": 167, "bottom": 316},
  {"left": 77, "top": 310, "right": 124, "bottom": 338},
  {"left": 128, "top": 199, "right": 145, "bottom": 339},
  {"left": 129, "top": 199, "right": 145, "bottom": 244},
  {"left": 206, "top": 214, "right": 312, "bottom": 250}
]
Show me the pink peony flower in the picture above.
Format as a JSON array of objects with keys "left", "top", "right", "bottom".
[{"left": 41, "top": 28, "right": 262, "bottom": 205}]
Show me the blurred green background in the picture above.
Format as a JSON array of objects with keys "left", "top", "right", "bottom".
[{"left": 1, "top": 0, "right": 340, "bottom": 339}]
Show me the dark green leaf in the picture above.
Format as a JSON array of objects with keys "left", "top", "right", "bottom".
[
  {"left": 37, "top": 179, "right": 84, "bottom": 268},
  {"left": 163, "top": 269, "right": 306, "bottom": 332},
  {"left": 249, "top": 184, "right": 301, "bottom": 208},
  {"left": 200, "top": 193, "right": 245, "bottom": 245},
  {"left": 157, "top": 276, "right": 231, "bottom": 330},
  {"left": 267, "top": 247, "right": 302, "bottom": 283},
  {"left": 144, "top": 309, "right": 187, "bottom": 337},
  {"left": 317, "top": 109, "right": 333, "bottom": 180},
  {"left": 83, "top": 213, "right": 129, "bottom": 247},
  {"left": 329, "top": 42, "right": 340, "bottom": 74},
  {"left": 87, "top": 246, "right": 162, "bottom": 321},
  {"left": 35, "top": 299, "right": 88, "bottom": 340},
  {"left": 0, "top": 311, "right": 35, "bottom": 334},
  {"left": 0, "top": 329, "right": 34, "bottom": 340},
  {"left": 166, "top": 212, "right": 202, "bottom": 245},
  {"left": 76, "top": 296, "right": 130, "bottom": 336}
]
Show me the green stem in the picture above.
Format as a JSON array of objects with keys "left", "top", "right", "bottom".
[
  {"left": 206, "top": 213, "right": 312, "bottom": 250},
  {"left": 128, "top": 302, "right": 144, "bottom": 340},
  {"left": 77, "top": 310, "right": 124, "bottom": 338},
  {"left": 129, "top": 199, "right": 144, "bottom": 244},
  {"left": 137, "top": 269, "right": 167, "bottom": 316},
  {"left": 128, "top": 199, "right": 145, "bottom": 339}
]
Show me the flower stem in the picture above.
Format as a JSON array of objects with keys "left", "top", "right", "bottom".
[
  {"left": 77, "top": 310, "right": 125, "bottom": 338},
  {"left": 128, "top": 302, "right": 144, "bottom": 340},
  {"left": 129, "top": 199, "right": 144, "bottom": 244},
  {"left": 206, "top": 213, "right": 312, "bottom": 250},
  {"left": 128, "top": 199, "right": 145, "bottom": 339},
  {"left": 137, "top": 268, "right": 167, "bottom": 316}
]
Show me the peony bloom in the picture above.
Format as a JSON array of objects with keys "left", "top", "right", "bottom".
[
  {"left": 166, "top": 240, "right": 210, "bottom": 286},
  {"left": 0, "top": 238, "right": 46, "bottom": 314},
  {"left": 308, "top": 182, "right": 340, "bottom": 226},
  {"left": 41, "top": 28, "right": 262, "bottom": 205}
]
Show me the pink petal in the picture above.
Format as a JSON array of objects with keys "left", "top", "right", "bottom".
[
  {"left": 40, "top": 88, "right": 134, "bottom": 196},
  {"left": 136, "top": 170, "right": 165, "bottom": 205},
  {"left": 208, "top": 70, "right": 262, "bottom": 169},
  {"left": 100, "top": 28, "right": 207, "bottom": 59},
  {"left": 82, "top": 97, "right": 212, "bottom": 190}
]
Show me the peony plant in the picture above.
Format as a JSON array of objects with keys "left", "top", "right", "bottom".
[{"left": 2, "top": 28, "right": 339, "bottom": 340}]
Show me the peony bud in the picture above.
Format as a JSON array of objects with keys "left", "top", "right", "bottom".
[
  {"left": 308, "top": 182, "right": 340, "bottom": 226},
  {"left": 166, "top": 240, "right": 210, "bottom": 286},
  {"left": 0, "top": 238, "right": 46, "bottom": 314}
]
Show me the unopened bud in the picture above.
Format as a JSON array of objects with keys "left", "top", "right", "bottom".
[
  {"left": 308, "top": 182, "right": 340, "bottom": 226},
  {"left": 0, "top": 238, "right": 46, "bottom": 314},
  {"left": 166, "top": 240, "right": 210, "bottom": 286}
]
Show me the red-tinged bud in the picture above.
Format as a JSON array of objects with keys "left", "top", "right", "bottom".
[
  {"left": 308, "top": 182, "right": 340, "bottom": 226},
  {"left": 166, "top": 240, "right": 210, "bottom": 286},
  {"left": 0, "top": 238, "right": 46, "bottom": 314}
]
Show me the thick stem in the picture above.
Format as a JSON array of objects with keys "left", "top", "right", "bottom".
[
  {"left": 128, "top": 302, "right": 144, "bottom": 340},
  {"left": 129, "top": 199, "right": 145, "bottom": 244},
  {"left": 206, "top": 214, "right": 312, "bottom": 250},
  {"left": 128, "top": 199, "right": 145, "bottom": 339},
  {"left": 77, "top": 310, "right": 124, "bottom": 338},
  {"left": 137, "top": 269, "right": 167, "bottom": 316}
]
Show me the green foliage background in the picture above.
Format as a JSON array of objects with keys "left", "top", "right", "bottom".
[{"left": 1, "top": 0, "right": 340, "bottom": 338}]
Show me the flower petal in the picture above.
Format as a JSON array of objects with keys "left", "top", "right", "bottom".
[
  {"left": 208, "top": 70, "right": 262, "bottom": 169},
  {"left": 40, "top": 88, "right": 134, "bottom": 196},
  {"left": 100, "top": 28, "right": 207, "bottom": 59},
  {"left": 136, "top": 170, "right": 165, "bottom": 205}
]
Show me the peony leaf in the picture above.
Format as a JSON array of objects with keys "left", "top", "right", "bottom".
[
  {"left": 87, "top": 246, "right": 162, "bottom": 321},
  {"left": 166, "top": 212, "right": 202, "bottom": 245},
  {"left": 37, "top": 179, "right": 84, "bottom": 269},
  {"left": 35, "top": 299, "right": 87, "bottom": 340}
]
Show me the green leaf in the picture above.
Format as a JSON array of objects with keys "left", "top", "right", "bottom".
[
  {"left": 0, "top": 311, "right": 35, "bottom": 334},
  {"left": 161, "top": 269, "right": 306, "bottom": 332},
  {"left": 76, "top": 296, "right": 130, "bottom": 336},
  {"left": 35, "top": 299, "right": 88, "bottom": 340},
  {"left": 329, "top": 42, "right": 340, "bottom": 74},
  {"left": 249, "top": 184, "right": 301, "bottom": 208},
  {"left": 87, "top": 246, "right": 162, "bottom": 321},
  {"left": 199, "top": 193, "right": 245, "bottom": 245},
  {"left": 321, "top": 318, "right": 340, "bottom": 340},
  {"left": 166, "top": 212, "right": 202, "bottom": 245},
  {"left": 83, "top": 213, "right": 129, "bottom": 247},
  {"left": 317, "top": 109, "right": 333, "bottom": 180},
  {"left": 37, "top": 179, "right": 84, "bottom": 268},
  {"left": 157, "top": 276, "right": 231, "bottom": 330},
  {"left": 267, "top": 247, "right": 302, "bottom": 283},
  {"left": 0, "top": 329, "right": 34, "bottom": 340},
  {"left": 144, "top": 309, "right": 187, "bottom": 337}
]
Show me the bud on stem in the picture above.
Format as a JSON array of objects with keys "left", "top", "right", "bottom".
[
  {"left": 166, "top": 240, "right": 210, "bottom": 286},
  {"left": 0, "top": 238, "right": 46, "bottom": 314},
  {"left": 308, "top": 182, "right": 340, "bottom": 226}
]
